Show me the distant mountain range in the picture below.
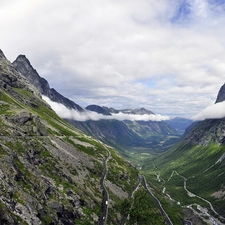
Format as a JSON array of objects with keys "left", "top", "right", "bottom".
[
  {"left": 3, "top": 49, "right": 225, "bottom": 223},
  {"left": 86, "top": 104, "right": 155, "bottom": 116},
  {"left": 13, "top": 55, "right": 189, "bottom": 155},
  {"left": 12, "top": 55, "right": 84, "bottom": 112}
]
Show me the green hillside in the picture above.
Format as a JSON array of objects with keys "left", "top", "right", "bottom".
[
  {"left": 0, "top": 53, "right": 140, "bottom": 224},
  {"left": 142, "top": 139, "right": 225, "bottom": 224}
]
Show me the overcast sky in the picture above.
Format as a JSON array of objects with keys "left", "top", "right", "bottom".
[{"left": 1, "top": 0, "right": 225, "bottom": 118}]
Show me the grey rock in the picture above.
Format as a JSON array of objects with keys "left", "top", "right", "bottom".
[
  {"left": 6, "top": 111, "right": 47, "bottom": 136},
  {"left": 215, "top": 83, "right": 225, "bottom": 103},
  {"left": 13, "top": 55, "right": 84, "bottom": 111}
]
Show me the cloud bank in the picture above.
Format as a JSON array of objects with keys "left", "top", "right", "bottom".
[
  {"left": 191, "top": 101, "right": 225, "bottom": 121},
  {"left": 43, "top": 96, "right": 169, "bottom": 122},
  {"left": 1, "top": 0, "right": 225, "bottom": 117}
]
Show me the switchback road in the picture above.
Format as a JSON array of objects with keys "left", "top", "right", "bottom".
[
  {"left": 119, "top": 175, "right": 142, "bottom": 225},
  {"left": 99, "top": 143, "right": 110, "bottom": 225},
  {"left": 142, "top": 176, "right": 173, "bottom": 225}
]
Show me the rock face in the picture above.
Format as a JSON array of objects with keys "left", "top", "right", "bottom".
[
  {"left": 215, "top": 83, "right": 225, "bottom": 103},
  {"left": 183, "top": 118, "right": 225, "bottom": 146},
  {"left": 12, "top": 55, "right": 84, "bottom": 111},
  {"left": 0, "top": 49, "right": 139, "bottom": 224},
  {"left": 5, "top": 110, "right": 48, "bottom": 136},
  {"left": 0, "top": 52, "right": 40, "bottom": 98},
  {"left": 183, "top": 82, "right": 225, "bottom": 146}
]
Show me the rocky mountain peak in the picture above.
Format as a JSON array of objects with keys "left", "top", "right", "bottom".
[
  {"left": 12, "top": 55, "right": 84, "bottom": 111},
  {"left": 215, "top": 83, "right": 225, "bottom": 103},
  {"left": 13, "top": 55, "right": 50, "bottom": 95},
  {"left": 0, "top": 50, "right": 41, "bottom": 101},
  {"left": 121, "top": 107, "right": 154, "bottom": 115},
  {"left": 13, "top": 55, "right": 37, "bottom": 75}
]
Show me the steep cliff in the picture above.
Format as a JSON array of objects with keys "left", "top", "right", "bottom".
[
  {"left": 215, "top": 83, "right": 225, "bottom": 103},
  {"left": 12, "top": 55, "right": 84, "bottom": 111}
]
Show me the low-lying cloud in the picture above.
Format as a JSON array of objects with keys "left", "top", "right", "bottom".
[
  {"left": 191, "top": 101, "right": 225, "bottom": 121},
  {"left": 2, "top": 0, "right": 225, "bottom": 118},
  {"left": 43, "top": 96, "right": 170, "bottom": 122}
]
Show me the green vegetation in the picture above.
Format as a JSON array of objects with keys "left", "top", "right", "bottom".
[
  {"left": 120, "top": 188, "right": 163, "bottom": 225},
  {"left": 0, "top": 86, "right": 140, "bottom": 224},
  {"left": 141, "top": 141, "right": 225, "bottom": 221}
]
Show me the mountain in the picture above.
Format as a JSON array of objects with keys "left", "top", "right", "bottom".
[
  {"left": 144, "top": 83, "right": 225, "bottom": 224},
  {"left": 85, "top": 105, "right": 154, "bottom": 116},
  {"left": 69, "top": 106, "right": 180, "bottom": 157},
  {"left": 0, "top": 50, "right": 139, "bottom": 224},
  {"left": 12, "top": 55, "right": 84, "bottom": 111},
  {"left": 12, "top": 56, "right": 181, "bottom": 158},
  {"left": 165, "top": 117, "right": 193, "bottom": 133},
  {"left": 119, "top": 107, "right": 154, "bottom": 115},
  {"left": 215, "top": 83, "right": 225, "bottom": 103}
]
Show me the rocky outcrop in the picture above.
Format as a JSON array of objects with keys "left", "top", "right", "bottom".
[
  {"left": 12, "top": 55, "right": 50, "bottom": 94},
  {"left": 0, "top": 139, "right": 86, "bottom": 225},
  {"left": 183, "top": 118, "right": 225, "bottom": 146},
  {"left": 0, "top": 52, "right": 40, "bottom": 98},
  {"left": 215, "top": 83, "right": 225, "bottom": 103},
  {"left": 4, "top": 110, "right": 47, "bottom": 136},
  {"left": 12, "top": 55, "right": 84, "bottom": 111},
  {"left": 182, "top": 82, "right": 225, "bottom": 146}
]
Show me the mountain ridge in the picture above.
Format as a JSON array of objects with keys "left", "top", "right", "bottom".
[
  {"left": 12, "top": 54, "right": 182, "bottom": 158},
  {"left": 215, "top": 83, "right": 225, "bottom": 103},
  {"left": 0, "top": 49, "right": 139, "bottom": 224},
  {"left": 12, "top": 55, "right": 84, "bottom": 111}
]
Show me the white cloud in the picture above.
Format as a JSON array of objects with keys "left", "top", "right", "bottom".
[
  {"left": 42, "top": 96, "right": 170, "bottom": 122},
  {"left": 191, "top": 101, "right": 225, "bottom": 121},
  {"left": 1, "top": 0, "right": 225, "bottom": 118}
]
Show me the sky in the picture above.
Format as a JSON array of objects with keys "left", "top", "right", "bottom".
[{"left": 1, "top": 0, "right": 225, "bottom": 119}]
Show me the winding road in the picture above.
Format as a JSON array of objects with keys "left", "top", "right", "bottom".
[
  {"left": 99, "top": 142, "right": 110, "bottom": 225},
  {"left": 171, "top": 170, "right": 225, "bottom": 224},
  {"left": 120, "top": 175, "right": 173, "bottom": 225},
  {"left": 173, "top": 171, "right": 221, "bottom": 215},
  {"left": 119, "top": 175, "right": 142, "bottom": 225},
  {"left": 97, "top": 143, "right": 174, "bottom": 225},
  {"left": 142, "top": 175, "right": 173, "bottom": 225}
]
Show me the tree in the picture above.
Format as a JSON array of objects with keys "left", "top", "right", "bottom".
[{"left": 128, "top": 188, "right": 162, "bottom": 225}]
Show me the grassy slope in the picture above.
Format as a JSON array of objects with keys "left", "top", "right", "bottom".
[
  {"left": 0, "top": 87, "right": 139, "bottom": 224},
  {"left": 142, "top": 140, "right": 225, "bottom": 223}
]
